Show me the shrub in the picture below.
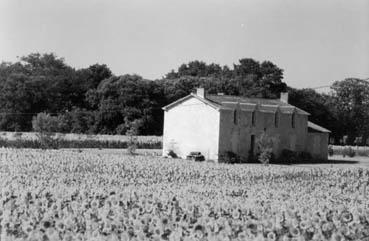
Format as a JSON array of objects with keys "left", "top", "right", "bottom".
[
  {"left": 342, "top": 147, "right": 355, "bottom": 158},
  {"left": 328, "top": 145, "right": 334, "bottom": 156},
  {"left": 13, "top": 132, "right": 23, "bottom": 138},
  {"left": 126, "top": 122, "right": 140, "bottom": 155},
  {"left": 256, "top": 133, "right": 275, "bottom": 165},
  {"left": 32, "top": 113, "right": 61, "bottom": 133},
  {"left": 258, "top": 151, "right": 274, "bottom": 165},
  {"left": 37, "top": 133, "right": 60, "bottom": 150},
  {"left": 219, "top": 151, "right": 240, "bottom": 164},
  {"left": 356, "top": 148, "right": 369, "bottom": 157},
  {"left": 297, "top": 151, "right": 313, "bottom": 162},
  {"left": 278, "top": 149, "right": 298, "bottom": 164},
  {"left": 116, "top": 123, "right": 129, "bottom": 135},
  {"left": 127, "top": 141, "right": 137, "bottom": 155},
  {"left": 126, "top": 135, "right": 138, "bottom": 155}
]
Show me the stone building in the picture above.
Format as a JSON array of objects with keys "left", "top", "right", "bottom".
[{"left": 162, "top": 88, "right": 330, "bottom": 161}]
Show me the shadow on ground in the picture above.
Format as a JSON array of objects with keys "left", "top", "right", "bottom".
[
  {"left": 293, "top": 159, "right": 359, "bottom": 165},
  {"left": 244, "top": 158, "right": 360, "bottom": 165}
]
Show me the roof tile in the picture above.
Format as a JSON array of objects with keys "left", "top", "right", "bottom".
[{"left": 206, "top": 95, "right": 310, "bottom": 115}]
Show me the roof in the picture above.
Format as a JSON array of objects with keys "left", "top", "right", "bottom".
[
  {"left": 206, "top": 95, "right": 290, "bottom": 106},
  {"left": 162, "top": 93, "right": 223, "bottom": 111},
  {"left": 162, "top": 93, "right": 310, "bottom": 115},
  {"left": 308, "top": 121, "right": 331, "bottom": 133},
  {"left": 206, "top": 95, "right": 310, "bottom": 115}
]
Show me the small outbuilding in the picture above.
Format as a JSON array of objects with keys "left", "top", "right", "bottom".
[{"left": 162, "top": 88, "right": 330, "bottom": 161}]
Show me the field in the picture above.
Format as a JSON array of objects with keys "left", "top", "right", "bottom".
[
  {"left": 1, "top": 149, "right": 369, "bottom": 241},
  {"left": 0, "top": 132, "right": 162, "bottom": 143}
]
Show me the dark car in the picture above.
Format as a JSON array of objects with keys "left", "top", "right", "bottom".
[{"left": 186, "top": 152, "right": 205, "bottom": 161}]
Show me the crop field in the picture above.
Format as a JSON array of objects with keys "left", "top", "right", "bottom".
[
  {"left": 0, "top": 132, "right": 162, "bottom": 149},
  {"left": 1, "top": 149, "right": 369, "bottom": 241},
  {"left": 0, "top": 132, "right": 162, "bottom": 143}
]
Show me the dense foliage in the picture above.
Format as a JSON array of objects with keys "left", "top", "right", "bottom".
[
  {"left": 0, "top": 53, "right": 368, "bottom": 143},
  {"left": 0, "top": 149, "right": 369, "bottom": 240}
]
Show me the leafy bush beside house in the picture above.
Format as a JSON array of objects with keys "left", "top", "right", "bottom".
[
  {"left": 256, "top": 133, "right": 276, "bottom": 165},
  {"left": 219, "top": 151, "right": 241, "bottom": 164}
]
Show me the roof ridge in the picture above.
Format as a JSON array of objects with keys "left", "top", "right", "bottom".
[
  {"left": 206, "top": 94, "right": 280, "bottom": 101},
  {"left": 162, "top": 93, "right": 310, "bottom": 116}
]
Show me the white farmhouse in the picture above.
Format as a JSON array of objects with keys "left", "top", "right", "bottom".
[{"left": 162, "top": 88, "right": 330, "bottom": 162}]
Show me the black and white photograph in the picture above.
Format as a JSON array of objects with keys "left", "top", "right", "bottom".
[{"left": 0, "top": 0, "right": 369, "bottom": 240}]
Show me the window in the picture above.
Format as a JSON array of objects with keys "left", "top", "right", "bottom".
[
  {"left": 233, "top": 110, "right": 238, "bottom": 125},
  {"left": 291, "top": 112, "right": 296, "bottom": 128},
  {"left": 275, "top": 112, "right": 279, "bottom": 128},
  {"left": 251, "top": 111, "right": 256, "bottom": 126}
]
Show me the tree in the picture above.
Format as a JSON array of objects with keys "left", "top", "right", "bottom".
[
  {"left": 159, "top": 76, "right": 199, "bottom": 103},
  {"left": 0, "top": 73, "right": 36, "bottom": 131},
  {"left": 331, "top": 78, "right": 369, "bottom": 145},
  {"left": 0, "top": 53, "right": 109, "bottom": 132},
  {"left": 77, "top": 64, "right": 112, "bottom": 90},
  {"left": 288, "top": 88, "right": 338, "bottom": 139},
  {"left": 163, "top": 58, "right": 286, "bottom": 98},
  {"left": 165, "top": 61, "right": 222, "bottom": 79},
  {"left": 91, "top": 75, "right": 164, "bottom": 135},
  {"left": 32, "top": 113, "right": 62, "bottom": 149},
  {"left": 233, "top": 58, "right": 261, "bottom": 78}
]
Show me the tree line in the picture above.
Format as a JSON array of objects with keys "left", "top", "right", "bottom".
[{"left": 0, "top": 53, "right": 368, "bottom": 145}]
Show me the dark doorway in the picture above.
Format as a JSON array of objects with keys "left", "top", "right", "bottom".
[
  {"left": 248, "top": 135, "right": 255, "bottom": 162},
  {"left": 250, "top": 135, "right": 255, "bottom": 154}
]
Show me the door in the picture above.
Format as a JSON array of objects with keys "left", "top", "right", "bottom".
[
  {"left": 289, "top": 135, "right": 296, "bottom": 151},
  {"left": 249, "top": 135, "right": 255, "bottom": 161}
]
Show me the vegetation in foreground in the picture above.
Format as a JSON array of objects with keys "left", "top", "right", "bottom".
[{"left": 1, "top": 149, "right": 369, "bottom": 240}]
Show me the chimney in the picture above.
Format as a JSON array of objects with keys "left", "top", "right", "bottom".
[
  {"left": 196, "top": 88, "right": 205, "bottom": 98},
  {"left": 280, "top": 92, "right": 289, "bottom": 103}
]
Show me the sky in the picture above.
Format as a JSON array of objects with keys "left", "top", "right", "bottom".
[{"left": 0, "top": 0, "right": 368, "bottom": 89}]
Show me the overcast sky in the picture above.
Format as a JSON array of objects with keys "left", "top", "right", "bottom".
[{"left": 0, "top": 0, "right": 368, "bottom": 89}]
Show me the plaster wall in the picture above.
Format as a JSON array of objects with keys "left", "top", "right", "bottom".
[
  {"left": 162, "top": 97, "right": 220, "bottom": 160},
  {"left": 218, "top": 106, "right": 308, "bottom": 161}
]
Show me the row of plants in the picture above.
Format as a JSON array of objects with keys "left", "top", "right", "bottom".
[
  {"left": 0, "top": 131, "right": 162, "bottom": 143},
  {"left": 0, "top": 136, "right": 161, "bottom": 149},
  {"left": 328, "top": 145, "right": 369, "bottom": 157},
  {"left": 219, "top": 149, "right": 315, "bottom": 165}
]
